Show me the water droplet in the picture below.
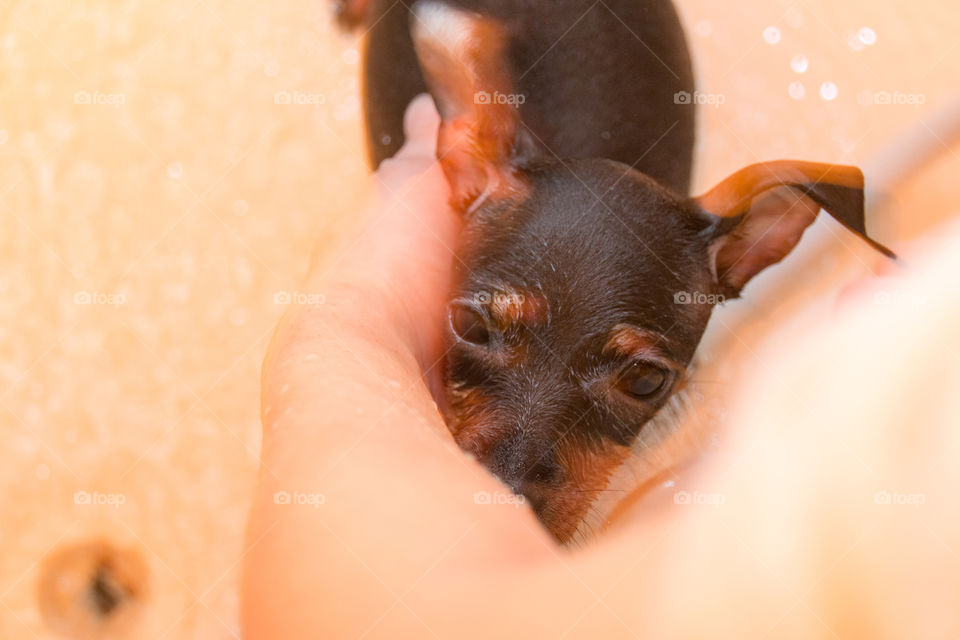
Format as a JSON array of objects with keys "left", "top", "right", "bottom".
[
  {"left": 858, "top": 27, "right": 877, "bottom": 45},
  {"left": 820, "top": 82, "right": 838, "bottom": 101},
  {"left": 36, "top": 464, "right": 50, "bottom": 480},
  {"left": 167, "top": 162, "right": 182, "bottom": 179},
  {"left": 790, "top": 54, "right": 808, "bottom": 74},
  {"left": 601, "top": 131, "right": 611, "bottom": 140},
  {"left": 232, "top": 199, "right": 248, "bottom": 216},
  {"left": 846, "top": 32, "right": 865, "bottom": 51},
  {"left": 763, "top": 26, "right": 781, "bottom": 45},
  {"left": 380, "top": 134, "right": 391, "bottom": 146},
  {"left": 789, "top": 81, "right": 805, "bottom": 100},
  {"left": 695, "top": 20, "right": 712, "bottom": 37},
  {"left": 343, "top": 48, "right": 359, "bottom": 65}
]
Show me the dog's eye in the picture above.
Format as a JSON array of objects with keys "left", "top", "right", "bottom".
[
  {"left": 618, "top": 362, "right": 667, "bottom": 399},
  {"left": 450, "top": 304, "right": 491, "bottom": 346}
]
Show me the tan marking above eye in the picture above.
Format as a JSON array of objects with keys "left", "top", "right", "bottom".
[
  {"left": 603, "top": 323, "right": 672, "bottom": 360},
  {"left": 483, "top": 289, "right": 548, "bottom": 330}
]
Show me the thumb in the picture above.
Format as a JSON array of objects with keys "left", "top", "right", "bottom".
[{"left": 398, "top": 93, "right": 441, "bottom": 159}]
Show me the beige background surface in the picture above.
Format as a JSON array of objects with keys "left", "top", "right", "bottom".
[{"left": 0, "top": 0, "right": 957, "bottom": 638}]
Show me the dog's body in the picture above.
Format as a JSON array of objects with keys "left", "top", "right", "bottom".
[
  {"left": 337, "top": 0, "right": 894, "bottom": 541},
  {"left": 362, "top": 0, "right": 695, "bottom": 194}
]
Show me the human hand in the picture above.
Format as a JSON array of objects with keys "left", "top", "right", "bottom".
[
  {"left": 245, "top": 95, "right": 562, "bottom": 637},
  {"left": 298, "top": 94, "right": 461, "bottom": 392},
  {"left": 244, "top": 94, "right": 960, "bottom": 640}
]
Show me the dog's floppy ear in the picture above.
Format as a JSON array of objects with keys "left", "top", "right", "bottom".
[
  {"left": 410, "top": 1, "right": 533, "bottom": 212},
  {"left": 694, "top": 160, "right": 896, "bottom": 297}
]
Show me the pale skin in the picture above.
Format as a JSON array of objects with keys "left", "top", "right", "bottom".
[{"left": 242, "top": 95, "right": 960, "bottom": 638}]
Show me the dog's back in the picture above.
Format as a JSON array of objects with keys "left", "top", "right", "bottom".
[{"left": 362, "top": 0, "right": 696, "bottom": 194}]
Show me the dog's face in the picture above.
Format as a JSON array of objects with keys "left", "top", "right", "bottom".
[
  {"left": 443, "top": 162, "right": 716, "bottom": 539},
  {"left": 412, "top": 2, "right": 893, "bottom": 541}
]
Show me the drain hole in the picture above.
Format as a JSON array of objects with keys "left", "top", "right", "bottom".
[
  {"left": 89, "top": 562, "right": 129, "bottom": 618},
  {"left": 38, "top": 539, "right": 148, "bottom": 638}
]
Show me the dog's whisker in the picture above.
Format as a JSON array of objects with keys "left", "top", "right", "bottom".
[{"left": 571, "top": 489, "right": 626, "bottom": 493}]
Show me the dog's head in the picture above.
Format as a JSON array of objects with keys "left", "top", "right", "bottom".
[{"left": 412, "top": 1, "right": 894, "bottom": 541}]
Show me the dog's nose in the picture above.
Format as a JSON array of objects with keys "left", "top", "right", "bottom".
[
  {"left": 488, "top": 435, "right": 565, "bottom": 510},
  {"left": 523, "top": 456, "right": 564, "bottom": 485},
  {"left": 510, "top": 460, "right": 564, "bottom": 517}
]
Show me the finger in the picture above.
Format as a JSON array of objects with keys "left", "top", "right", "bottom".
[{"left": 399, "top": 93, "right": 440, "bottom": 159}]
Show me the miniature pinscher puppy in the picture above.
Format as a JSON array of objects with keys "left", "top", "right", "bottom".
[{"left": 335, "top": 0, "right": 894, "bottom": 541}]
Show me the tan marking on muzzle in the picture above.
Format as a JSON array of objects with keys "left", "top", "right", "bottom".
[{"left": 541, "top": 437, "right": 632, "bottom": 543}]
